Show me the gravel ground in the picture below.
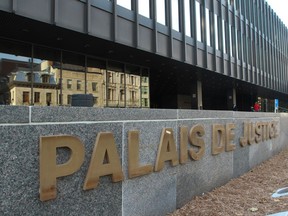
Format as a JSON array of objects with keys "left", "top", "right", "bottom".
[{"left": 169, "top": 148, "right": 288, "bottom": 216}]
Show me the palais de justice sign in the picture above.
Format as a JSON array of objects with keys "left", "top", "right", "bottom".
[{"left": 39, "top": 120, "right": 278, "bottom": 201}]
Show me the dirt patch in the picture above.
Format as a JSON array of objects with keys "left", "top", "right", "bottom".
[{"left": 169, "top": 148, "right": 288, "bottom": 216}]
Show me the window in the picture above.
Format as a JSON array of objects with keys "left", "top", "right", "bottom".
[
  {"left": 215, "top": 14, "right": 219, "bottom": 50},
  {"left": 117, "top": 0, "right": 131, "bottom": 10},
  {"left": 92, "top": 82, "right": 98, "bottom": 92},
  {"left": 77, "top": 80, "right": 81, "bottom": 90},
  {"left": 241, "top": 0, "right": 244, "bottom": 16},
  {"left": 141, "top": 76, "right": 149, "bottom": 83},
  {"left": 245, "top": 0, "right": 249, "bottom": 20},
  {"left": 34, "top": 92, "right": 40, "bottom": 103},
  {"left": 120, "top": 74, "right": 125, "bottom": 84},
  {"left": 184, "top": 0, "right": 191, "bottom": 36},
  {"left": 236, "top": 30, "right": 240, "bottom": 59},
  {"left": 107, "top": 88, "right": 115, "bottom": 101},
  {"left": 243, "top": 36, "right": 247, "bottom": 62},
  {"left": 229, "top": 25, "right": 233, "bottom": 56},
  {"left": 46, "top": 93, "right": 52, "bottom": 105},
  {"left": 42, "top": 75, "right": 49, "bottom": 83},
  {"left": 235, "top": 0, "right": 239, "bottom": 10},
  {"left": 142, "top": 86, "right": 148, "bottom": 94},
  {"left": 108, "top": 72, "right": 114, "bottom": 83},
  {"left": 139, "top": 0, "right": 150, "bottom": 18},
  {"left": 142, "top": 98, "right": 149, "bottom": 107},
  {"left": 27, "top": 73, "right": 32, "bottom": 82},
  {"left": 222, "top": 20, "right": 227, "bottom": 53},
  {"left": 206, "top": 9, "right": 211, "bottom": 46},
  {"left": 93, "top": 97, "right": 98, "bottom": 105},
  {"left": 67, "top": 95, "right": 72, "bottom": 105},
  {"left": 67, "top": 79, "right": 72, "bottom": 89},
  {"left": 248, "top": 39, "right": 252, "bottom": 64},
  {"left": 172, "top": 0, "right": 180, "bottom": 31},
  {"left": 23, "top": 92, "right": 29, "bottom": 103},
  {"left": 196, "top": 1, "right": 202, "bottom": 42},
  {"left": 11, "top": 91, "right": 14, "bottom": 102},
  {"left": 120, "top": 89, "right": 125, "bottom": 101},
  {"left": 156, "top": 0, "right": 166, "bottom": 25},
  {"left": 131, "top": 91, "right": 136, "bottom": 101},
  {"left": 130, "top": 76, "right": 135, "bottom": 85},
  {"left": 59, "top": 94, "right": 63, "bottom": 105}
]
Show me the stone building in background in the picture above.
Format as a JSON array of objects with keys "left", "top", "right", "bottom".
[{"left": 6, "top": 60, "right": 149, "bottom": 108}]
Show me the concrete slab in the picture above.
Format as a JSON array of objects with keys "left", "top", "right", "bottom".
[{"left": 1, "top": 123, "right": 123, "bottom": 216}]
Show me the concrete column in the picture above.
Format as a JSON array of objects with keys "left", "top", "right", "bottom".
[
  {"left": 197, "top": 80, "right": 203, "bottom": 109},
  {"left": 227, "top": 88, "right": 236, "bottom": 110},
  {"left": 191, "top": 80, "right": 203, "bottom": 110}
]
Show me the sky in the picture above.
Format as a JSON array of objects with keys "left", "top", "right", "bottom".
[{"left": 265, "top": 0, "right": 288, "bottom": 28}]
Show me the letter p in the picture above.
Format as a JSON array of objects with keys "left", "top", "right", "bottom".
[{"left": 39, "top": 135, "right": 85, "bottom": 201}]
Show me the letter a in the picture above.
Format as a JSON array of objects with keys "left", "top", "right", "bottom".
[
  {"left": 83, "top": 132, "right": 124, "bottom": 190},
  {"left": 155, "top": 128, "right": 179, "bottom": 172}
]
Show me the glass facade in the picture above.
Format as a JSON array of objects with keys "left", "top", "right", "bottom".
[
  {"left": 0, "top": 38, "right": 150, "bottom": 108},
  {"left": 96, "top": 0, "right": 287, "bottom": 79},
  {"left": 0, "top": 0, "right": 287, "bottom": 110}
]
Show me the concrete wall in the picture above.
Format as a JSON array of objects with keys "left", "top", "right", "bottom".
[{"left": 1, "top": 106, "right": 288, "bottom": 216}]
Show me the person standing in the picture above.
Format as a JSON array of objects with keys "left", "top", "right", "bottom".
[{"left": 254, "top": 102, "right": 260, "bottom": 112}]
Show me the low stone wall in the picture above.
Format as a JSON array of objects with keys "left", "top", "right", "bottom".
[{"left": 1, "top": 106, "right": 287, "bottom": 216}]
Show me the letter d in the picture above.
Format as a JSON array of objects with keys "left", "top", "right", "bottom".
[{"left": 39, "top": 135, "right": 85, "bottom": 201}]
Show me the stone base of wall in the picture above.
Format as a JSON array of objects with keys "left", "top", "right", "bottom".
[{"left": 1, "top": 106, "right": 288, "bottom": 216}]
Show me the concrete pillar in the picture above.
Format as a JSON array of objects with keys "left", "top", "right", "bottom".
[
  {"left": 191, "top": 80, "right": 203, "bottom": 110},
  {"left": 227, "top": 88, "right": 236, "bottom": 110}
]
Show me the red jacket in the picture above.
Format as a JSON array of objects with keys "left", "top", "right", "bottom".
[{"left": 254, "top": 103, "right": 260, "bottom": 111}]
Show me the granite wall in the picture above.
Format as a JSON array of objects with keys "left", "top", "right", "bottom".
[{"left": 1, "top": 106, "right": 287, "bottom": 216}]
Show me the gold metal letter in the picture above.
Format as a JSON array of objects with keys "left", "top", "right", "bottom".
[
  {"left": 180, "top": 126, "right": 188, "bottom": 164},
  {"left": 155, "top": 128, "right": 179, "bottom": 172},
  {"left": 128, "top": 131, "right": 153, "bottom": 178},
  {"left": 212, "top": 124, "right": 225, "bottom": 155},
  {"left": 83, "top": 132, "right": 124, "bottom": 190},
  {"left": 262, "top": 122, "right": 268, "bottom": 141},
  {"left": 39, "top": 135, "right": 85, "bottom": 201},
  {"left": 270, "top": 121, "right": 279, "bottom": 138},
  {"left": 188, "top": 125, "right": 205, "bottom": 160},
  {"left": 226, "top": 123, "right": 236, "bottom": 152},
  {"left": 269, "top": 122, "right": 275, "bottom": 139},
  {"left": 255, "top": 122, "right": 262, "bottom": 143}
]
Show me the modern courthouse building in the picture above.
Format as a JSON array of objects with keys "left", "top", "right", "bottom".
[{"left": 0, "top": 0, "right": 287, "bottom": 111}]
